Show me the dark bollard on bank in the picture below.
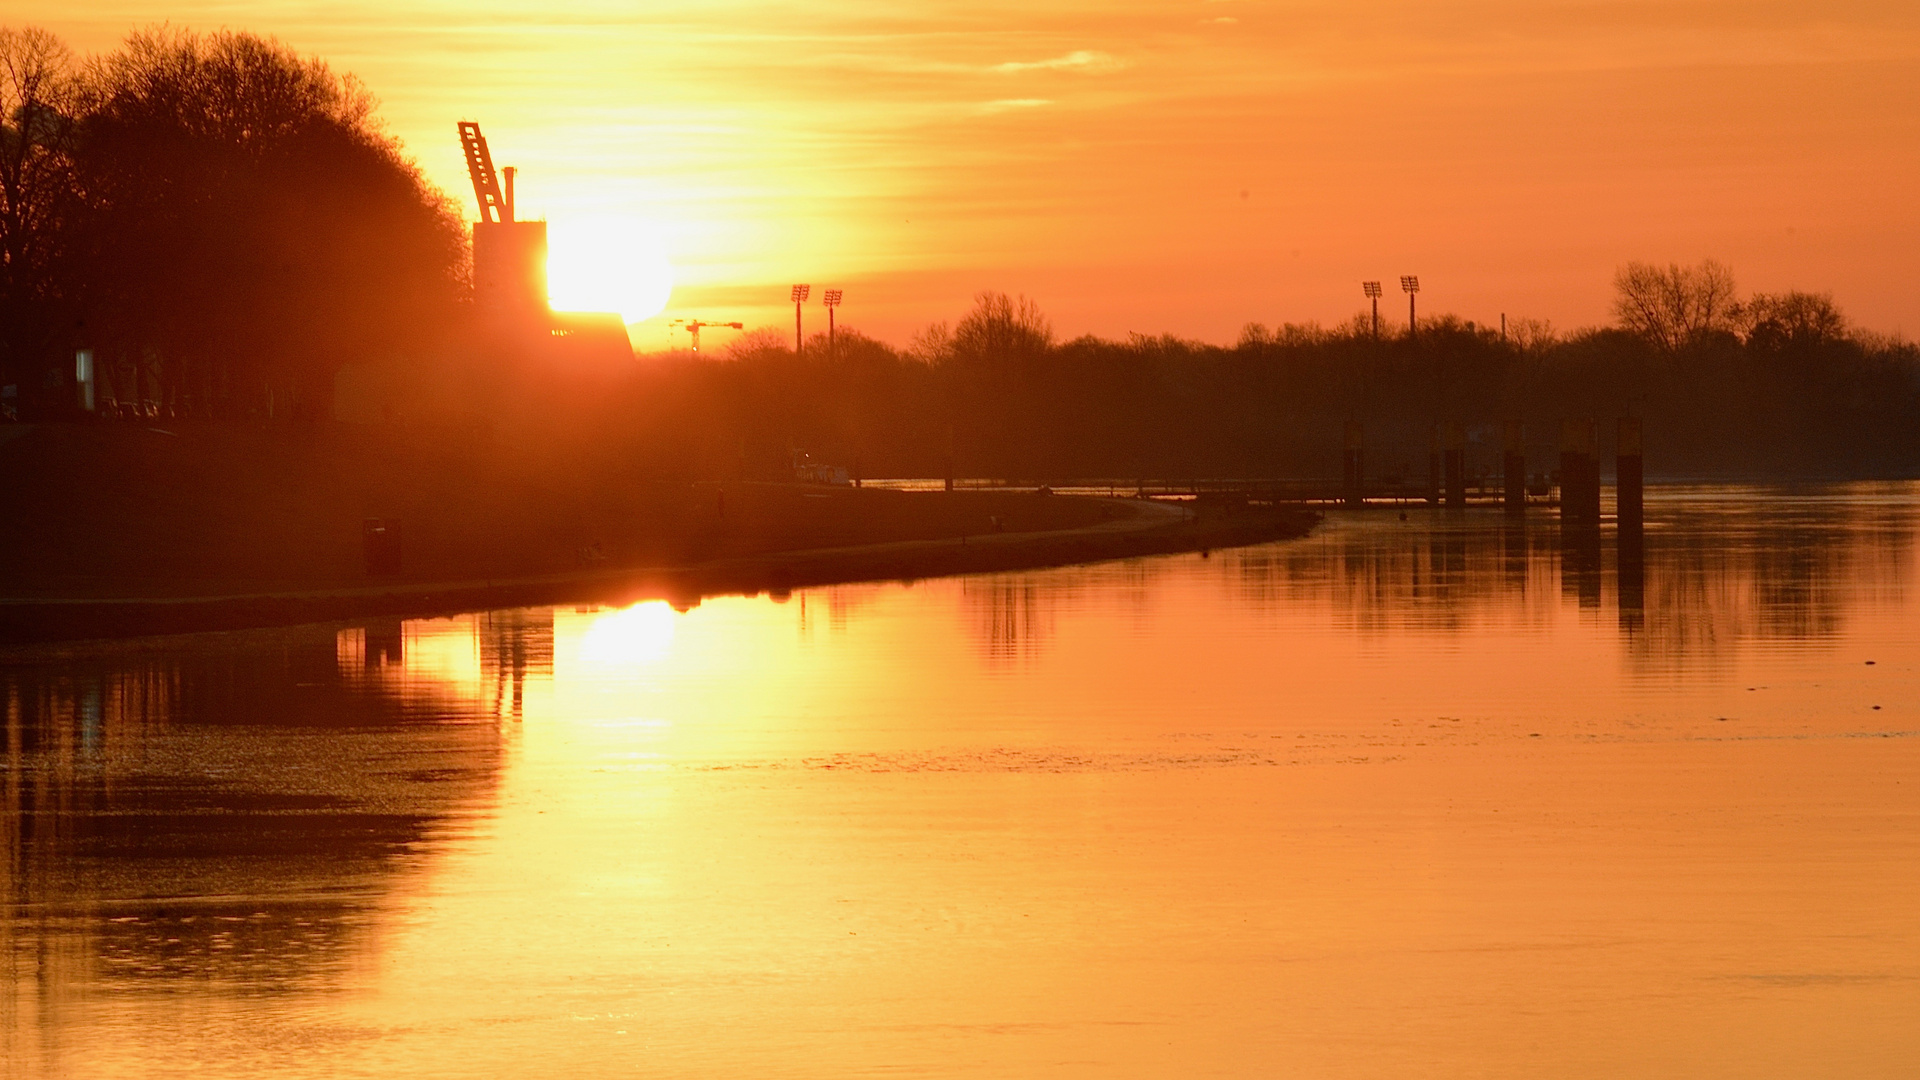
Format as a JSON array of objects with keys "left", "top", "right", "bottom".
[
  {"left": 363, "top": 517, "right": 403, "bottom": 576},
  {"left": 1558, "top": 418, "right": 1600, "bottom": 524},
  {"left": 1343, "top": 421, "right": 1365, "bottom": 507},
  {"left": 1443, "top": 423, "right": 1466, "bottom": 509},
  {"left": 1503, "top": 420, "right": 1525, "bottom": 516},
  {"left": 1427, "top": 426, "right": 1442, "bottom": 506}
]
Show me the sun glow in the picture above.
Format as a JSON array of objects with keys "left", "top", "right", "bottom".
[{"left": 546, "top": 217, "right": 675, "bottom": 323}]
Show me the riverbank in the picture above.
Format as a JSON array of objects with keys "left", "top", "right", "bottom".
[
  {"left": 0, "top": 500, "right": 1315, "bottom": 643},
  {"left": 0, "top": 423, "right": 1316, "bottom": 642}
]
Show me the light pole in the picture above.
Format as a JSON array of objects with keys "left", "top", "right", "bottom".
[
  {"left": 823, "top": 289, "right": 843, "bottom": 354},
  {"left": 791, "top": 284, "right": 810, "bottom": 355},
  {"left": 1363, "top": 281, "right": 1383, "bottom": 339},
  {"left": 1400, "top": 275, "right": 1420, "bottom": 338}
]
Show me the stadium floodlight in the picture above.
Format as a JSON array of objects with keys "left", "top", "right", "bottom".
[
  {"left": 792, "top": 284, "right": 810, "bottom": 353},
  {"left": 1401, "top": 275, "right": 1420, "bottom": 336},
  {"left": 822, "top": 289, "right": 844, "bottom": 353},
  {"left": 1363, "top": 281, "right": 1383, "bottom": 339}
]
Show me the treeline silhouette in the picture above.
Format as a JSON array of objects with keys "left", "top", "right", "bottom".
[
  {"left": 0, "top": 26, "right": 465, "bottom": 421},
  {"left": 616, "top": 270, "right": 1920, "bottom": 481},
  {"left": 5, "top": 25, "right": 1915, "bottom": 480}
]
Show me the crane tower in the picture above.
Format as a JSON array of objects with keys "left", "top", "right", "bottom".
[{"left": 460, "top": 121, "right": 547, "bottom": 319}]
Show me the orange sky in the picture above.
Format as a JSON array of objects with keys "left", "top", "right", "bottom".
[{"left": 25, "top": 1, "right": 1920, "bottom": 348}]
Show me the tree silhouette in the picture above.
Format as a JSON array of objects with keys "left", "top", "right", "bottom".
[
  {"left": 1611, "top": 259, "right": 1740, "bottom": 351},
  {"left": 1739, "top": 291, "right": 1847, "bottom": 350},
  {"left": 0, "top": 27, "right": 86, "bottom": 407},
  {"left": 70, "top": 28, "right": 466, "bottom": 418}
]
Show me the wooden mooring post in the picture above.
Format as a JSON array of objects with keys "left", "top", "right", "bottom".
[
  {"left": 1503, "top": 421, "right": 1525, "bottom": 516},
  {"left": 944, "top": 424, "right": 955, "bottom": 493},
  {"left": 1443, "top": 423, "right": 1466, "bottom": 509},
  {"left": 1558, "top": 418, "right": 1600, "bottom": 524},
  {"left": 1616, "top": 417, "right": 1643, "bottom": 530}
]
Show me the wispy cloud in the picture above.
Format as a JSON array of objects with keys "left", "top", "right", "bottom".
[
  {"left": 977, "top": 98, "right": 1054, "bottom": 113},
  {"left": 993, "top": 50, "right": 1123, "bottom": 75}
]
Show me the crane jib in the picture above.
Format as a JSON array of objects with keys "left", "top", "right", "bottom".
[{"left": 458, "top": 121, "right": 509, "bottom": 224}]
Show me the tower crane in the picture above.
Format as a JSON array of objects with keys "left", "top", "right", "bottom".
[{"left": 669, "top": 319, "right": 744, "bottom": 354}]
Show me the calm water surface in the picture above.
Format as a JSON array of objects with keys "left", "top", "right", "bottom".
[{"left": 4, "top": 485, "right": 1918, "bottom": 1078}]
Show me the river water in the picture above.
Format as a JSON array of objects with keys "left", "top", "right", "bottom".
[{"left": 4, "top": 485, "right": 1917, "bottom": 1078}]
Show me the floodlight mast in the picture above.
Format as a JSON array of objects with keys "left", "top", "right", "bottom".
[
  {"left": 1363, "top": 281, "right": 1383, "bottom": 339},
  {"left": 791, "top": 284, "right": 811, "bottom": 354},
  {"left": 823, "top": 289, "right": 844, "bottom": 352},
  {"left": 1401, "top": 275, "right": 1420, "bottom": 337}
]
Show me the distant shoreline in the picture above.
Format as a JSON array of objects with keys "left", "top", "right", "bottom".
[{"left": 0, "top": 500, "right": 1318, "bottom": 646}]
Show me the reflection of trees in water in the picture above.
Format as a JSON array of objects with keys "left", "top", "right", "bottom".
[
  {"left": 963, "top": 577, "right": 1063, "bottom": 662},
  {"left": 1227, "top": 518, "right": 1565, "bottom": 636},
  {"left": 959, "top": 560, "right": 1165, "bottom": 661},
  {"left": 1219, "top": 492, "right": 1913, "bottom": 666},
  {"left": 1625, "top": 496, "right": 1914, "bottom": 671},
  {"left": 796, "top": 584, "right": 886, "bottom": 637},
  {"left": 949, "top": 491, "right": 1912, "bottom": 667},
  {"left": 0, "top": 610, "right": 551, "bottom": 1038}
]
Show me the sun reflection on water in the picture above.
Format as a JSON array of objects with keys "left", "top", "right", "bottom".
[{"left": 576, "top": 601, "right": 679, "bottom": 667}]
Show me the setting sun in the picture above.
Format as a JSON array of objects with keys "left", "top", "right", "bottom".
[{"left": 545, "top": 217, "right": 674, "bottom": 324}]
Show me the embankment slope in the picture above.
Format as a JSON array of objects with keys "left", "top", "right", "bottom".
[{"left": 0, "top": 424, "right": 1316, "bottom": 641}]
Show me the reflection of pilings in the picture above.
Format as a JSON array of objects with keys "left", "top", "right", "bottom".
[
  {"left": 1618, "top": 520, "right": 1645, "bottom": 633},
  {"left": 1428, "top": 520, "right": 1469, "bottom": 594},
  {"left": 362, "top": 619, "right": 404, "bottom": 669},
  {"left": 1503, "top": 421, "right": 1526, "bottom": 516},
  {"left": 1427, "top": 426, "right": 1442, "bottom": 506},
  {"left": 1616, "top": 416, "right": 1645, "bottom": 633},
  {"left": 1558, "top": 418, "right": 1600, "bottom": 524},
  {"left": 1562, "top": 521, "right": 1603, "bottom": 609},
  {"left": 1616, "top": 417, "right": 1644, "bottom": 530},
  {"left": 1559, "top": 420, "right": 1603, "bottom": 607},
  {"left": 1343, "top": 421, "right": 1365, "bottom": 507},
  {"left": 1444, "top": 423, "right": 1466, "bottom": 509},
  {"left": 1502, "top": 517, "right": 1528, "bottom": 590}
]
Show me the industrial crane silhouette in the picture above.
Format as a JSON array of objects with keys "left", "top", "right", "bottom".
[
  {"left": 669, "top": 319, "right": 744, "bottom": 354},
  {"left": 458, "top": 121, "right": 516, "bottom": 223},
  {"left": 458, "top": 121, "right": 546, "bottom": 317}
]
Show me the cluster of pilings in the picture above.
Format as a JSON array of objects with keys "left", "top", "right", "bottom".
[
  {"left": 1553, "top": 417, "right": 1644, "bottom": 531},
  {"left": 1340, "top": 417, "right": 1646, "bottom": 533}
]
